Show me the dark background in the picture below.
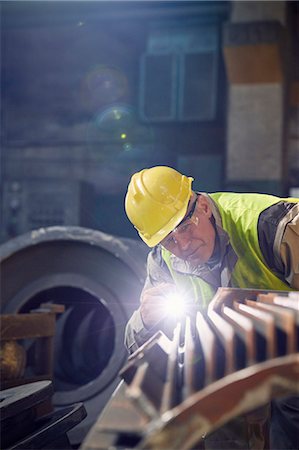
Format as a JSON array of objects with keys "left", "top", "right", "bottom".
[{"left": 1, "top": 1, "right": 298, "bottom": 243}]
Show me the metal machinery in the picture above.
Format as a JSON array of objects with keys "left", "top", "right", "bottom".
[
  {"left": 0, "top": 226, "right": 149, "bottom": 445},
  {"left": 81, "top": 288, "right": 299, "bottom": 450},
  {"left": 1, "top": 381, "right": 87, "bottom": 449},
  {"left": 0, "top": 180, "right": 96, "bottom": 243}
]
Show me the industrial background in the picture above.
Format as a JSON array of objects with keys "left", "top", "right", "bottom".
[
  {"left": 1, "top": 0, "right": 299, "bottom": 448},
  {"left": 1, "top": 0, "right": 299, "bottom": 244}
]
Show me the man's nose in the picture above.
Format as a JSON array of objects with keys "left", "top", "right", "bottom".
[{"left": 174, "top": 232, "right": 190, "bottom": 252}]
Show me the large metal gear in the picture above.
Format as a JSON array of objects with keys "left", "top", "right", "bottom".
[{"left": 81, "top": 288, "right": 299, "bottom": 450}]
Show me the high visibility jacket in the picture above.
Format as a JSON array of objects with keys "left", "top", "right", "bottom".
[{"left": 161, "top": 193, "right": 299, "bottom": 310}]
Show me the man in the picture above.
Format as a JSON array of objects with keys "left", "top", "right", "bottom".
[{"left": 124, "top": 166, "right": 299, "bottom": 449}]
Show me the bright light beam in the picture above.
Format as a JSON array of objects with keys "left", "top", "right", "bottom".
[{"left": 163, "top": 292, "right": 186, "bottom": 319}]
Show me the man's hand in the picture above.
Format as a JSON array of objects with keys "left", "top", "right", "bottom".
[{"left": 140, "top": 283, "right": 177, "bottom": 329}]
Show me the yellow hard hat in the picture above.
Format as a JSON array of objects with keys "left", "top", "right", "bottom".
[{"left": 125, "top": 166, "right": 193, "bottom": 247}]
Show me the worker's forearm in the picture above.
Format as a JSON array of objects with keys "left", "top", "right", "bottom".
[{"left": 124, "top": 309, "right": 154, "bottom": 354}]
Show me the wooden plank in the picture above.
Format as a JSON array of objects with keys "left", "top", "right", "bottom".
[
  {"left": 0, "top": 314, "right": 55, "bottom": 340},
  {"left": 39, "top": 303, "right": 65, "bottom": 313}
]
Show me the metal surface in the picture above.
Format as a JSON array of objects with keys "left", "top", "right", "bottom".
[
  {"left": 0, "top": 380, "right": 53, "bottom": 448},
  {"left": 81, "top": 288, "right": 299, "bottom": 450},
  {"left": 1, "top": 380, "right": 87, "bottom": 449},
  {"left": 0, "top": 226, "right": 149, "bottom": 444},
  {"left": 9, "top": 403, "right": 87, "bottom": 450}
]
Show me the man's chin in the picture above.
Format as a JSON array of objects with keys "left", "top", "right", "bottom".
[
  {"left": 187, "top": 253, "right": 205, "bottom": 265},
  {"left": 188, "top": 251, "right": 207, "bottom": 265}
]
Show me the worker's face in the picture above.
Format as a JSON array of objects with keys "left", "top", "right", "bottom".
[{"left": 161, "top": 194, "right": 216, "bottom": 265}]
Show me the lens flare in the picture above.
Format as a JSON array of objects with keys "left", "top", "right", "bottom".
[
  {"left": 163, "top": 293, "right": 186, "bottom": 319},
  {"left": 81, "top": 65, "right": 129, "bottom": 110},
  {"left": 86, "top": 103, "right": 156, "bottom": 157}
]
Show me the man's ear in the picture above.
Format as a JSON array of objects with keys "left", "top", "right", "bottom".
[{"left": 197, "top": 195, "right": 213, "bottom": 218}]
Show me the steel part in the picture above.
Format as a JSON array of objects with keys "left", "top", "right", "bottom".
[
  {"left": 9, "top": 402, "right": 87, "bottom": 450},
  {"left": 121, "top": 331, "right": 171, "bottom": 385},
  {"left": 0, "top": 226, "right": 149, "bottom": 444},
  {"left": 160, "top": 321, "right": 182, "bottom": 414},
  {"left": 233, "top": 300, "right": 276, "bottom": 360},
  {"left": 1, "top": 380, "right": 86, "bottom": 449},
  {"left": 195, "top": 310, "right": 217, "bottom": 384},
  {"left": 83, "top": 289, "right": 299, "bottom": 450},
  {"left": 140, "top": 355, "right": 299, "bottom": 450}
]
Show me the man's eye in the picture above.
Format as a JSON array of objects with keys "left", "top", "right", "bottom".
[
  {"left": 165, "top": 236, "right": 175, "bottom": 246},
  {"left": 179, "top": 222, "right": 192, "bottom": 233}
]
